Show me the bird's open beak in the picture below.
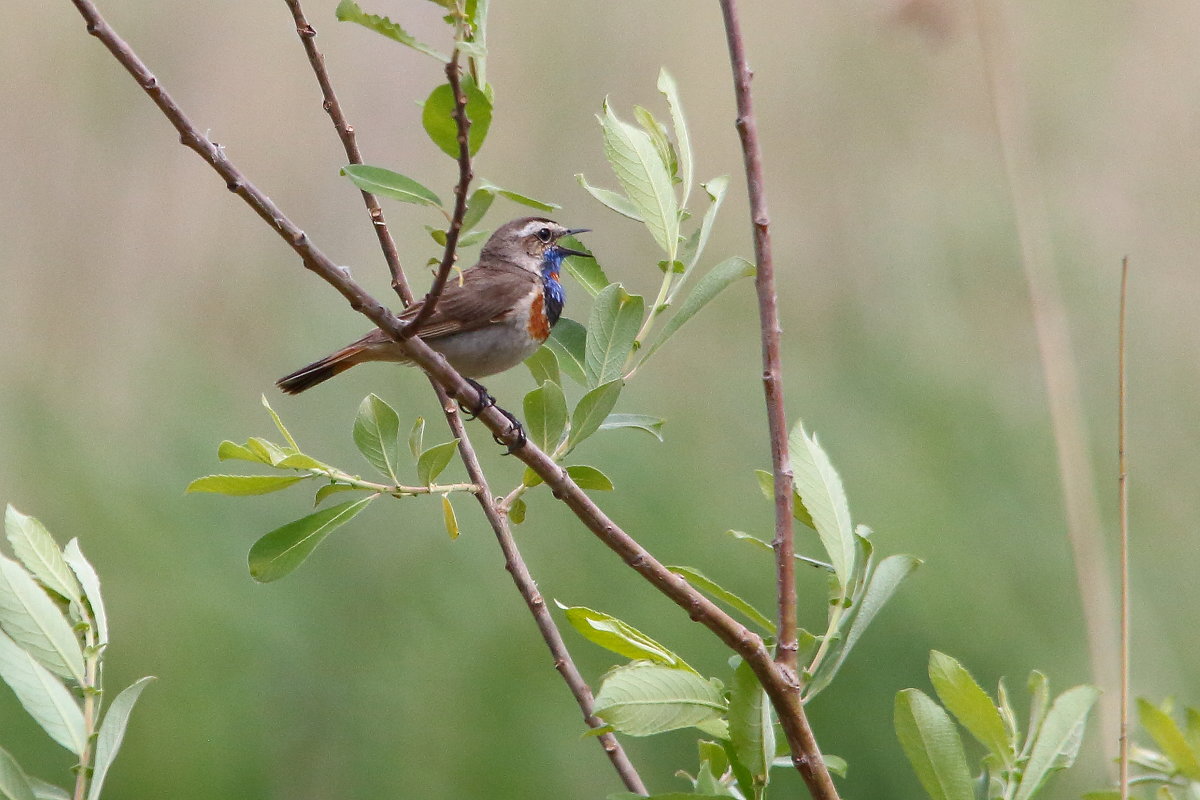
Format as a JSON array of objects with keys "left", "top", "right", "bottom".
[{"left": 558, "top": 228, "right": 593, "bottom": 258}]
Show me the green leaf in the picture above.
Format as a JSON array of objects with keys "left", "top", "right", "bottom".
[
  {"left": 1024, "top": 671, "right": 1049, "bottom": 749},
  {"left": 4, "top": 507, "right": 81, "bottom": 607},
  {"left": 728, "top": 658, "right": 774, "bottom": 787},
  {"left": 417, "top": 440, "right": 460, "bottom": 485},
  {"left": 248, "top": 498, "right": 374, "bottom": 583},
  {"left": 28, "top": 778, "right": 68, "bottom": 800},
  {"left": 334, "top": 0, "right": 448, "bottom": 61},
  {"left": 1014, "top": 685, "right": 1100, "bottom": 800},
  {"left": 558, "top": 603, "right": 697, "bottom": 672},
  {"left": 544, "top": 319, "right": 588, "bottom": 386},
  {"left": 523, "top": 382, "right": 568, "bottom": 453},
  {"left": 0, "top": 556, "right": 84, "bottom": 683},
  {"left": 87, "top": 676, "right": 154, "bottom": 800},
  {"left": 477, "top": 182, "right": 561, "bottom": 212},
  {"left": 894, "top": 689, "right": 974, "bottom": 800},
  {"left": 633, "top": 106, "right": 678, "bottom": 183},
  {"left": 568, "top": 380, "right": 623, "bottom": 450},
  {"left": 1185, "top": 705, "right": 1200, "bottom": 757},
  {"left": 724, "top": 529, "right": 834, "bottom": 571},
  {"left": 575, "top": 174, "right": 645, "bottom": 222},
  {"left": 593, "top": 662, "right": 726, "bottom": 737},
  {"left": 642, "top": 256, "right": 754, "bottom": 364},
  {"left": 313, "top": 483, "right": 369, "bottom": 506},
  {"left": 275, "top": 453, "right": 330, "bottom": 471},
  {"left": 0, "top": 745, "right": 35, "bottom": 800},
  {"left": 341, "top": 164, "right": 442, "bottom": 208},
  {"left": 559, "top": 236, "right": 611, "bottom": 298},
  {"left": 679, "top": 176, "right": 730, "bottom": 273},
  {"left": 461, "top": 187, "right": 495, "bottom": 230},
  {"left": 1138, "top": 699, "right": 1200, "bottom": 780},
  {"left": 599, "top": 101, "right": 680, "bottom": 259},
  {"left": 0, "top": 629, "right": 85, "bottom": 755},
  {"left": 185, "top": 475, "right": 307, "bottom": 496},
  {"left": 789, "top": 422, "right": 856, "bottom": 590},
  {"left": 599, "top": 413, "right": 664, "bottom": 442},
  {"left": 657, "top": 69, "right": 693, "bottom": 206},
  {"left": 457, "top": 229, "right": 489, "bottom": 248},
  {"left": 422, "top": 75, "right": 493, "bottom": 158},
  {"left": 217, "top": 440, "right": 263, "bottom": 463},
  {"left": 507, "top": 498, "right": 526, "bottom": 525},
  {"left": 565, "top": 465, "right": 613, "bottom": 491},
  {"left": 61, "top": 540, "right": 107, "bottom": 647},
  {"left": 609, "top": 795, "right": 731, "bottom": 800},
  {"left": 408, "top": 417, "right": 426, "bottom": 460},
  {"left": 585, "top": 284, "right": 644, "bottom": 386},
  {"left": 260, "top": 394, "right": 299, "bottom": 450},
  {"left": 246, "top": 437, "right": 289, "bottom": 466},
  {"left": 927, "top": 651, "right": 1011, "bottom": 767},
  {"left": 353, "top": 393, "right": 402, "bottom": 482},
  {"left": 753, "top": 469, "right": 816, "bottom": 529},
  {"left": 524, "top": 347, "right": 560, "bottom": 387},
  {"left": 441, "top": 495, "right": 459, "bottom": 540},
  {"left": 666, "top": 566, "right": 775, "bottom": 634}
]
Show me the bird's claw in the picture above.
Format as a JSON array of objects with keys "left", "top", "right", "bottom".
[
  {"left": 459, "top": 378, "right": 495, "bottom": 421},
  {"left": 491, "top": 406, "right": 527, "bottom": 455}
]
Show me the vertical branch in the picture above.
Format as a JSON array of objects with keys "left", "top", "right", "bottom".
[
  {"left": 1117, "top": 257, "right": 1130, "bottom": 799},
  {"left": 283, "top": 0, "right": 411, "bottom": 304},
  {"left": 718, "top": 2, "right": 840, "bottom": 798}
]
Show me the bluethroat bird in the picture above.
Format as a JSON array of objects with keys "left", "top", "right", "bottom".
[{"left": 276, "top": 217, "right": 591, "bottom": 446}]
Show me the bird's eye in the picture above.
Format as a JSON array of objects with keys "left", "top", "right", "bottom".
[{"left": 536, "top": 227, "right": 552, "bottom": 243}]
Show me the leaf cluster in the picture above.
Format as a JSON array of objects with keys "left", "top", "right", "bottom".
[{"left": 1085, "top": 699, "right": 1200, "bottom": 800}]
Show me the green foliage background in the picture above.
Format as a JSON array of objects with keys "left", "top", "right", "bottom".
[{"left": 1, "top": 1, "right": 1197, "bottom": 796}]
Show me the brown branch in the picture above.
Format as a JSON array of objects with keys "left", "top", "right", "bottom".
[
  {"left": 282, "top": 0, "right": 410, "bottom": 304},
  {"left": 718, "top": 1, "right": 839, "bottom": 797},
  {"left": 66, "top": 1, "right": 824, "bottom": 793},
  {"left": 402, "top": 50, "right": 472, "bottom": 336},
  {"left": 283, "top": 3, "right": 645, "bottom": 792}
]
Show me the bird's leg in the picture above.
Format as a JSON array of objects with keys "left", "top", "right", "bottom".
[
  {"left": 490, "top": 406, "right": 527, "bottom": 455},
  {"left": 457, "top": 379, "right": 525, "bottom": 452},
  {"left": 458, "top": 378, "right": 496, "bottom": 420}
]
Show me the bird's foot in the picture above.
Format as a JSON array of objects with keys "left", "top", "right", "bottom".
[
  {"left": 491, "top": 406, "right": 527, "bottom": 455},
  {"left": 459, "top": 378, "right": 495, "bottom": 420}
]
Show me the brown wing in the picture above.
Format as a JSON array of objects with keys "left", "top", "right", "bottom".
[{"left": 399, "top": 265, "right": 538, "bottom": 340}]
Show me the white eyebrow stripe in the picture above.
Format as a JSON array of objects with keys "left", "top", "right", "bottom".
[{"left": 517, "top": 220, "right": 551, "bottom": 237}]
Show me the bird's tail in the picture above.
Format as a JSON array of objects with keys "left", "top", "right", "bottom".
[{"left": 276, "top": 343, "right": 369, "bottom": 395}]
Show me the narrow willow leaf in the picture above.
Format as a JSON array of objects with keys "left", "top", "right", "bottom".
[
  {"left": 61, "top": 540, "right": 108, "bottom": 646},
  {"left": 457, "top": 229, "right": 489, "bottom": 248},
  {"left": 441, "top": 495, "right": 459, "bottom": 540},
  {"left": 0, "top": 745, "right": 35, "bottom": 800},
  {"left": 1024, "top": 670, "right": 1049, "bottom": 750},
  {"left": 507, "top": 498, "right": 526, "bottom": 525},
  {"left": 417, "top": 440, "right": 460, "bottom": 485},
  {"left": 1186, "top": 706, "right": 1200, "bottom": 758},
  {"left": 1137, "top": 700, "right": 1200, "bottom": 780},
  {"left": 558, "top": 603, "right": 697, "bottom": 672},
  {"left": 600, "top": 101, "right": 680, "bottom": 258},
  {"left": 334, "top": 0, "right": 448, "bottom": 61},
  {"left": 461, "top": 187, "right": 495, "bottom": 230},
  {"left": 598, "top": 413, "right": 665, "bottom": 442},
  {"left": 260, "top": 394, "right": 299, "bottom": 450},
  {"left": 28, "top": 778, "right": 68, "bottom": 800},
  {"left": 341, "top": 165, "right": 442, "bottom": 208},
  {"left": 724, "top": 529, "right": 834, "bottom": 570},
  {"left": 354, "top": 394, "right": 402, "bottom": 482},
  {"left": 593, "top": 662, "right": 725, "bottom": 737},
  {"left": 246, "top": 437, "right": 289, "bottom": 466},
  {"left": 216, "top": 440, "right": 263, "bottom": 463},
  {"left": 545, "top": 319, "right": 588, "bottom": 386},
  {"left": 894, "top": 689, "right": 974, "bottom": 800},
  {"left": 565, "top": 465, "right": 613, "bottom": 491},
  {"left": 423, "top": 76, "right": 492, "bottom": 158},
  {"left": 575, "top": 174, "right": 645, "bottom": 222},
  {"left": 928, "top": 651, "right": 1012, "bottom": 767},
  {"left": 1014, "top": 685, "right": 1100, "bottom": 800},
  {"left": 248, "top": 497, "right": 374, "bottom": 583},
  {"left": 609, "top": 794, "right": 730, "bottom": 800},
  {"left": 407, "top": 417, "right": 426, "bottom": 461},
  {"left": 633, "top": 105, "right": 678, "bottom": 182},
  {"left": 87, "top": 676, "right": 154, "bottom": 800},
  {"left": 789, "top": 423, "right": 855, "bottom": 590},
  {"left": 667, "top": 565, "right": 775, "bottom": 634},
  {"left": 728, "top": 658, "right": 774, "bottom": 788},
  {"left": 559, "top": 236, "right": 611, "bottom": 298},
  {"left": 0, "top": 630, "right": 85, "bottom": 754},
  {"left": 678, "top": 176, "right": 730, "bottom": 272},
  {"left": 753, "top": 468, "right": 816, "bottom": 530},
  {"left": 642, "top": 256, "right": 754, "bottom": 364},
  {"left": 314, "top": 483, "right": 368, "bottom": 506},
  {"left": 477, "top": 182, "right": 561, "bottom": 212},
  {"left": 524, "top": 347, "right": 560, "bottom": 388},
  {"left": 657, "top": 69, "right": 693, "bottom": 206},
  {"left": 4, "top": 507, "right": 81, "bottom": 606},
  {"left": 524, "top": 382, "right": 568, "bottom": 453},
  {"left": 185, "top": 475, "right": 307, "bottom": 496},
  {"left": 568, "top": 381, "right": 623, "bottom": 450},
  {"left": 275, "top": 453, "right": 329, "bottom": 471},
  {"left": 0, "top": 557, "right": 84, "bottom": 683},
  {"left": 585, "top": 284, "right": 644, "bottom": 386}
]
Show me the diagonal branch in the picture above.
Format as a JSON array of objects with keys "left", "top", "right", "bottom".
[
  {"left": 65, "top": 1, "right": 826, "bottom": 793},
  {"left": 718, "top": 1, "right": 839, "bottom": 797},
  {"left": 281, "top": 3, "right": 644, "bottom": 791}
]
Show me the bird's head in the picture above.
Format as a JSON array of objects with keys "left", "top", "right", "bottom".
[{"left": 481, "top": 217, "right": 591, "bottom": 274}]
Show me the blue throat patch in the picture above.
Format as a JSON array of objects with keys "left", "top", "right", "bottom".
[{"left": 541, "top": 250, "right": 567, "bottom": 327}]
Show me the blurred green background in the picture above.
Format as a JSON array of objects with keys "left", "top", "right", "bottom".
[{"left": 2, "top": 0, "right": 1198, "bottom": 797}]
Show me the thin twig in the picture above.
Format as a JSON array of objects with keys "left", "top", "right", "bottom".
[
  {"left": 282, "top": 0, "right": 410, "bottom": 303},
  {"left": 282, "top": 4, "right": 645, "bottom": 791},
  {"left": 718, "top": 2, "right": 839, "bottom": 798},
  {"left": 402, "top": 50, "right": 472, "bottom": 336},
  {"left": 1118, "top": 256, "right": 1130, "bottom": 799},
  {"left": 67, "top": 3, "right": 811, "bottom": 793}
]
